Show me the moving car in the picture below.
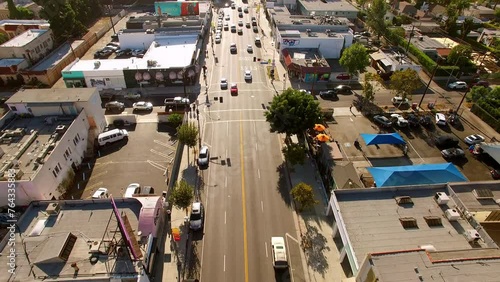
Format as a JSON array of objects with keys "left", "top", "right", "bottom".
[
  {"left": 441, "top": 148, "right": 465, "bottom": 159},
  {"left": 271, "top": 237, "right": 288, "bottom": 269},
  {"left": 391, "top": 96, "right": 409, "bottom": 105},
  {"left": 254, "top": 37, "right": 261, "bottom": 46},
  {"left": 97, "top": 129, "right": 128, "bottom": 147},
  {"left": 246, "top": 22, "right": 251, "bottom": 28},
  {"left": 464, "top": 134, "right": 485, "bottom": 145},
  {"left": 224, "top": 22, "right": 229, "bottom": 30},
  {"left": 105, "top": 101, "right": 125, "bottom": 111},
  {"left": 237, "top": 28, "right": 243, "bottom": 35},
  {"left": 230, "top": 83, "right": 238, "bottom": 95},
  {"left": 220, "top": 78, "right": 228, "bottom": 89},
  {"left": 189, "top": 202, "right": 204, "bottom": 231},
  {"left": 198, "top": 146, "right": 210, "bottom": 169},
  {"left": 390, "top": 114, "right": 409, "bottom": 127},
  {"left": 237, "top": 6, "right": 242, "bottom": 11},
  {"left": 373, "top": 115, "right": 392, "bottom": 127},
  {"left": 332, "top": 85, "right": 352, "bottom": 94},
  {"left": 253, "top": 26, "right": 258, "bottom": 33},
  {"left": 244, "top": 7, "right": 248, "bottom": 13},
  {"left": 435, "top": 113, "right": 447, "bottom": 126},
  {"left": 133, "top": 101, "right": 153, "bottom": 111},
  {"left": 244, "top": 70, "right": 252, "bottom": 81},
  {"left": 230, "top": 43, "right": 237, "bottom": 53},
  {"left": 92, "top": 188, "right": 109, "bottom": 199},
  {"left": 238, "top": 12, "right": 243, "bottom": 18},
  {"left": 448, "top": 81, "right": 468, "bottom": 90},
  {"left": 231, "top": 24, "right": 236, "bottom": 32},
  {"left": 247, "top": 45, "right": 253, "bottom": 53},
  {"left": 434, "top": 135, "right": 459, "bottom": 148},
  {"left": 215, "top": 34, "right": 221, "bottom": 43},
  {"left": 319, "top": 90, "right": 338, "bottom": 100},
  {"left": 238, "top": 20, "right": 243, "bottom": 26},
  {"left": 124, "top": 92, "right": 141, "bottom": 99}
]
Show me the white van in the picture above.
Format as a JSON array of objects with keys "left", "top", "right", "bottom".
[{"left": 97, "top": 128, "right": 128, "bottom": 146}]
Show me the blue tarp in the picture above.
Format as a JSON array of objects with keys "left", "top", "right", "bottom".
[
  {"left": 367, "top": 163, "right": 467, "bottom": 187},
  {"left": 360, "top": 133, "right": 406, "bottom": 146}
]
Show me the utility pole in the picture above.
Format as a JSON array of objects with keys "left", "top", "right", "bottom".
[
  {"left": 418, "top": 60, "right": 440, "bottom": 109},
  {"left": 109, "top": 1, "right": 116, "bottom": 34},
  {"left": 455, "top": 89, "right": 469, "bottom": 114},
  {"left": 405, "top": 25, "right": 415, "bottom": 55}
]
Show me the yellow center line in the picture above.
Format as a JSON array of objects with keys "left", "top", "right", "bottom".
[{"left": 240, "top": 111, "right": 249, "bottom": 282}]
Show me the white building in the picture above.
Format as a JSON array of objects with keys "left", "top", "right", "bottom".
[
  {"left": 0, "top": 29, "right": 53, "bottom": 64},
  {"left": 0, "top": 88, "right": 106, "bottom": 206}
]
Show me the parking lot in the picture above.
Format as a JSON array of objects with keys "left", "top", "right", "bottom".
[
  {"left": 329, "top": 111, "right": 495, "bottom": 183},
  {"left": 80, "top": 123, "right": 177, "bottom": 199}
]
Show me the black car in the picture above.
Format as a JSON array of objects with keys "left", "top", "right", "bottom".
[
  {"left": 253, "top": 26, "right": 258, "bottom": 33},
  {"left": 115, "top": 48, "right": 132, "bottom": 58},
  {"left": 238, "top": 12, "right": 243, "bottom": 18},
  {"left": 491, "top": 169, "right": 500, "bottom": 180},
  {"left": 319, "top": 90, "right": 338, "bottom": 100},
  {"left": 434, "top": 135, "right": 459, "bottom": 148},
  {"left": 105, "top": 101, "right": 125, "bottom": 112},
  {"left": 333, "top": 85, "right": 352, "bottom": 94},
  {"left": 419, "top": 116, "right": 432, "bottom": 126},
  {"left": 407, "top": 114, "right": 419, "bottom": 127}
]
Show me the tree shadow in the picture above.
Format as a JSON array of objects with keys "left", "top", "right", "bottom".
[
  {"left": 185, "top": 238, "right": 201, "bottom": 280},
  {"left": 301, "top": 223, "right": 330, "bottom": 277},
  {"left": 275, "top": 162, "right": 293, "bottom": 208}
]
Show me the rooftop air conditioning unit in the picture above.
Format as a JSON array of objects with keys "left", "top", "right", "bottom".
[
  {"left": 465, "top": 229, "right": 481, "bottom": 243},
  {"left": 434, "top": 192, "right": 449, "bottom": 205},
  {"left": 94, "top": 61, "right": 101, "bottom": 68},
  {"left": 445, "top": 209, "right": 460, "bottom": 221},
  {"left": 46, "top": 203, "right": 60, "bottom": 216}
]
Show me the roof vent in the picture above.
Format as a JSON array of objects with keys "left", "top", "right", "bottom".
[
  {"left": 94, "top": 61, "right": 101, "bottom": 69},
  {"left": 399, "top": 217, "right": 418, "bottom": 229},
  {"left": 395, "top": 196, "right": 413, "bottom": 205},
  {"left": 46, "top": 202, "right": 60, "bottom": 216},
  {"left": 424, "top": 216, "right": 442, "bottom": 227},
  {"left": 465, "top": 229, "right": 481, "bottom": 243},
  {"left": 445, "top": 209, "right": 460, "bottom": 221},
  {"left": 434, "top": 192, "right": 449, "bottom": 205},
  {"left": 473, "top": 188, "right": 494, "bottom": 199}
]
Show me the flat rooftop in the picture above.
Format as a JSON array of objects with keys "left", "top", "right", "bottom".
[
  {"left": 0, "top": 200, "right": 145, "bottom": 281},
  {"left": 450, "top": 182, "right": 500, "bottom": 212},
  {"left": 335, "top": 186, "right": 485, "bottom": 266},
  {"left": 30, "top": 42, "right": 72, "bottom": 72},
  {"left": 67, "top": 35, "right": 197, "bottom": 72},
  {"left": 0, "top": 116, "right": 75, "bottom": 180},
  {"left": 1, "top": 29, "right": 47, "bottom": 47},
  {"left": 7, "top": 88, "right": 96, "bottom": 103},
  {"left": 369, "top": 249, "right": 500, "bottom": 281},
  {"left": 274, "top": 15, "right": 350, "bottom": 26},
  {"left": 410, "top": 35, "right": 447, "bottom": 50},
  {"left": 299, "top": 0, "right": 358, "bottom": 12},
  {"left": 0, "top": 19, "right": 49, "bottom": 26},
  {"left": 370, "top": 50, "right": 420, "bottom": 66}
]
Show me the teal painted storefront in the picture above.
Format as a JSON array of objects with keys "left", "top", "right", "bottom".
[{"left": 62, "top": 70, "right": 86, "bottom": 88}]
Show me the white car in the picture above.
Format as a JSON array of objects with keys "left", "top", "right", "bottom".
[
  {"left": 225, "top": 15, "right": 230, "bottom": 20},
  {"left": 435, "top": 113, "right": 447, "bottom": 126},
  {"left": 238, "top": 20, "right": 243, "bottom": 26},
  {"left": 133, "top": 101, "right": 153, "bottom": 111},
  {"left": 124, "top": 92, "right": 141, "bottom": 99},
  {"left": 215, "top": 34, "right": 221, "bottom": 43},
  {"left": 123, "top": 183, "right": 141, "bottom": 198},
  {"left": 391, "top": 96, "right": 409, "bottom": 105},
  {"left": 298, "top": 89, "right": 312, "bottom": 95},
  {"left": 189, "top": 202, "right": 204, "bottom": 231},
  {"left": 271, "top": 237, "right": 288, "bottom": 269},
  {"left": 220, "top": 78, "right": 228, "bottom": 89},
  {"left": 464, "top": 134, "right": 485, "bottom": 145},
  {"left": 244, "top": 70, "right": 252, "bottom": 81},
  {"left": 247, "top": 45, "right": 253, "bottom": 53},
  {"left": 390, "top": 114, "right": 409, "bottom": 127},
  {"left": 92, "top": 188, "right": 109, "bottom": 199},
  {"left": 448, "top": 81, "right": 468, "bottom": 90}
]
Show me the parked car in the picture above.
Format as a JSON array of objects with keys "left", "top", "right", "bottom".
[
  {"left": 198, "top": 146, "right": 210, "bottom": 169},
  {"left": 115, "top": 48, "right": 131, "bottom": 57},
  {"left": 407, "top": 114, "right": 419, "bottom": 127},
  {"left": 391, "top": 114, "right": 409, "bottom": 127},
  {"left": 392, "top": 96, "right": 409, "bottom": 105},
  {"left": 472, "top": 80, "right": 489, "bottom": 88},
  {"left": 253, "top": 26, "right": 258, "bottom": 33},
  {"left": 189, "top": 202, "right": 204, "bottom": 231},
  {"left": 124, "top": 92, "right": 141, "bottom": 99},
  {"left": 419, "top": 115, "right": 432, "bottom": 127},
  {"left": 105, "top": 101, "right": 125, "bottom": 111},
  {"left": 271, "top": 237, "right": 288, "bottom": 269},
  {"left": 133, "top": 101, "right": 153, "bottom": 111},
  {"left": 104, "top": 45, "right": 119, "bottom": 52},
  {"left": 230, "top": 43, "right": 237, "bottom": 53},
  {"left": 244, "top": 70, "right": 252, "bottom": 81},
  {"left": 373, "top": 115, "right": 392, "bottom": 127},
  {"left": 237, "top": 28, "right": 243, "bottom": 35},
  {"left": 298, "top": 89, "right": 312, "bottom": 95},
  {"left": 464, "top": 134, "right": 485, "bottom": 145},
  {"left": 220, "top": 78, "right": 228, "bottom": 89},
  {"left": 434, "top": 135, "right": 459, "bottom": 148},
  {"left": 319, "top": 90, "right": 338, "bottom": 100},
  {"left": 491, "top": 169, "right": 500, "bottom": 180},
  {"left": 336, "top": 73, "right": 351, "bottom": 80},
  {"left": 92, "top": 188, "right": 109, "bottom": 199},
  {"left": 332, "top": 85, "right": 352, "bottom": 94},
  {"left": 123, "top": 183, "right": 141, "bottom": 197},
  {"left": 435, "top": 113, "right": 447, "bottom": 126},
  {"left": 441, "top": 148, "right": 465, "bottom": 159},
  {"left": 254, "top": 37, "right": 261, "bottom": 46},
  {"left": 448, "top": 81, "right": 468, "bottom": 90},
  {"left": 230, "top": 83, "right": 238, "bottom": 95},
  {"left": 215, "top": 34, "right": 221, "bottom": 43}
]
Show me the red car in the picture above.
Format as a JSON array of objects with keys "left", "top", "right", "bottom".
[
  {"left": 336, "top": 73, "right": 351, "bottom": 80},
  {"left": 230, "top": 83, "right": 238, "bottom": 95}
]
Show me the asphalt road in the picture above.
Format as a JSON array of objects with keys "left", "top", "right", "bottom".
[{"left": 196, "top": 4, "right": 303, "bottom": 282}]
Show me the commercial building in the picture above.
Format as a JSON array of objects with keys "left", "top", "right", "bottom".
[
  {"left": 296, "top": 0, "right": 359, "bottom": 19},
  {"left": 0, "top": 88, "right": 106, "bottom": 206},
  {"left": 0, "top": 197, "right": 164, "bottom": 281},
  {"left": 0, "top": 29, "right": 54, "bottom": 65},
  {"left": 328, "top": 182, "right": 500, "bottom": 278}
]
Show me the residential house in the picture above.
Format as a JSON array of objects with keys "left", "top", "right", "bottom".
[
  {"left": 0, "top": 19, "right": 49, "bottom": 40},
  {"left": 395, "top": 1, "right": 418, "bottom": 17},
  {"left": 0, "top": 29, "right": 54, "bottom": 65},
  {"left": 296, "top": 0, "right": 359, "bottom": 20},
  {"left": 477, "top": 28, "right": 500, "bottom": 47},
  {"left": 465, "top": 4, "right": 496, "bottom": 21}
]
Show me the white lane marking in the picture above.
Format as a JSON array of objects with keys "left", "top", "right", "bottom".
[
  {"left": 261, "top": 200, "right": 264, "bottom": 213},
  {"left": 225, "top": 211, "right": 227, "bottom": 225},
  {"left": 257, "top": 168, "right": 261, "bottom": 179},
  {"left": 255, "top": 142, "right": 258, "bottom": 151},
  {"left": 206, "top": 119, "right": 266, "bottom": 124},
  {"left": 154, "top": 139, "right": 176, "bottom": 150},
  {"left": 407, "top": 140, "right": 425, "bottom": 164},
  {"left": 225, "top": 149, "right": 228, "bottom": 159},
  {"left": 224, "top": 255, "right": 226, "bottom": 272},
  {"left": 265, "top": 242, "right": 268, "bottom": 258},
  {"left": 227, "top": 121, "right": 229, "bottom": 136},
  {"left": 225, "top": 176, "right": 227, "bottom": 188},
  {"left": 253, "top": 121, "right": 256, "bottom": 134},
  {"left": 150, "top": 149, "right": 173, "bottom": 160},
  {"left": 147, "top": 160, "right": 168, "bottom": 171},
  {"left": 285, "top": 232, "right": 300, "bottom": 244}
]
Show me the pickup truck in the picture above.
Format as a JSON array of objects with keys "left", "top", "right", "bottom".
[{"left": 164, "top": 97, "right": 190, "bottom": 111}]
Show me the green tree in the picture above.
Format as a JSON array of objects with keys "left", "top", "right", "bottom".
[
  {"left": 389, "top": 69, "right": 421, "bottom": 100},
  {"left": 444, "top": 5, "right": 459, "bottom": 35},
  {"left": 291, "top": 182, "right": 317, "bottom": 212},
  {"left": 177, "top": 123, "right": 198, "bottom": 162},
  {"left": 16, "top": 7, "right": 34, "bottom": 19},
  {"left": 357, "top": 0, "right": 369, "bottom": 9},
  {"left": 282, "top": 143, "right": 307, "bottom": 166},
  {"left": 0, "top": 33, "right": 8, "bottom": 45},
  {"left": 7, "top": 0, "right": 20, "bottom": 19},
  {"left": 34, "top": 0, "right": 88, "bottom": 42},
  {"left": 460, "top": 17, "right": 475, "bottom": 39},
  {"left": 365, "top": 0, "right": 388, "bottom": 39},
  {"left": 447, "top": 45, "right": 472, "bottom": 66},
  {"left": 453, "top": 0, "right": 471, "bottom": 14},
  {"left": 168, "top": 180, "right": 194, "bottom": 215},
  {"left": 339, "top": 43, "right": 370, "bottom": 80},
  {"left": 264, "top": 89, "right": 322, "bottom": 138},
  {"left": 468, "top": 85, "right": 490, "bottom": 102},
  {"left": 167, "top": 113, "right": 183, "bottom": 128},
  {"left": 362, "top": 73, "right": 382, "bottom": 102}
]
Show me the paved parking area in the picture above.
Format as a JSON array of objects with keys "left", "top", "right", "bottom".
[
  {"left": 328, "top": 113, "right": 494, "bottom": 183},
  {"left": 81, "top": 123, "right": 177, "bottom": 198}
]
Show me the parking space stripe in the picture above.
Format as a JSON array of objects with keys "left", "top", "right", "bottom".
[
  {"left": 154, "top": 139, "right": 176, "bottom": 150},
  {"left": 148, "top": 160, "right": 168, "bottom": 171},
  {"left": 150, "top": 149, "right": 174, "bottom": 160}
]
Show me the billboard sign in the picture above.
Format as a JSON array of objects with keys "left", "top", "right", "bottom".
[{"left": 155, "top": 1, "right": 199, "bottom": 17}]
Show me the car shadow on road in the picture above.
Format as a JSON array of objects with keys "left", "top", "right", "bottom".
[
  {"left": 276, "top": 162, "right": 293, "bottom": 208},
  {"left": 301, "top": 223, "right": 330, "bottom": 277}
]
